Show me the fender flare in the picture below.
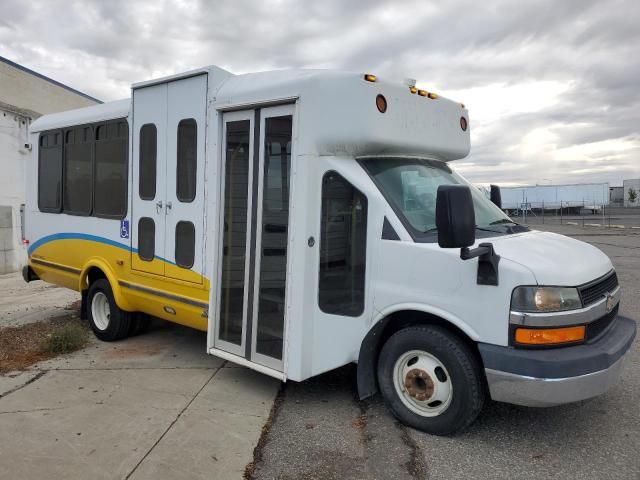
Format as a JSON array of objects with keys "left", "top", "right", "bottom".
[
  {"left": 78, "top": 258, "right": 134, "bottom": 312},
  {"left": 357, "top": 303, "right": 479, "bottom": 400}
]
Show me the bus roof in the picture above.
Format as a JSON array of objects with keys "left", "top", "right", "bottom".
[
  {"left": 30, "top": 66, "right": 470, "bottom": 160},
  {"left": 30, "top": 98, "right": 130, "bottom": 133}
]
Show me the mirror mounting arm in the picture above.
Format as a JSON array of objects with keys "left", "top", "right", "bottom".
[{"left": 460, "top": 243, "right": 500, "bottom": 286}]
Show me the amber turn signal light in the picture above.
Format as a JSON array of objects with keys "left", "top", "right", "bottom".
[
  {"left": 364, "top": 73, "right": 377, "bottom": 82},
  {"left": 514, "top": 326, "right": 585, "bottom": 345}
]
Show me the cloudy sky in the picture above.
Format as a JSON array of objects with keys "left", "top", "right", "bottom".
[{"left": 1, "top": 0, "right": 639, "bottom": 186}]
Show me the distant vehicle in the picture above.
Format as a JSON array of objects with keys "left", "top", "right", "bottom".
[{"left": 23, "top": 66, "right": 636, "bottom": 435}]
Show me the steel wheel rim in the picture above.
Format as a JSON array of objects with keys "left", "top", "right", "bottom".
[
  {"left": 91, "top": 292, "right": 111, "bottom": 331},
  {"left": 393, "top": 350, "right": 453, "bottom": 417}
]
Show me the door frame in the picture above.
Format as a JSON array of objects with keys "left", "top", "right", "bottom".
[
  {"left": 249, "top": 104, "right": 296, "bottom": 372},
  {"left": 212, "top": 110, "right": 256, "bottom": 357},
  {"left": 212, "top": 103, "right": 296, "bottom": 373}
]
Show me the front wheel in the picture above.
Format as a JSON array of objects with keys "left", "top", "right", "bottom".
[
  {"left": 377, "top": 325, "right": 485, "bottom": 435},
  {"left": 87, "top": 279, "right": 132, "bottom": 341}
]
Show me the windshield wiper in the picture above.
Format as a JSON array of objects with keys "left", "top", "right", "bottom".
[
  {"left": 475, "top": 226, "right": 503, "bottom": 233},
  {"left": 489, "top": 219, "right": 518, "bottom": 225}
]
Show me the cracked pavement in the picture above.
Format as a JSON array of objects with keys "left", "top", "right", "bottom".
[
  {"left": 250, "top": 225, "right": 640, "bottom": 480},
  {"left": 0, "top": 318, "right": 279, "bottom": 479}
]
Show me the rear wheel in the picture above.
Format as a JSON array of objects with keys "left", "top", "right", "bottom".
[
  {"left": 87, "top": 279, "right": 131, "bottom": 341},
  {"left": 377, "top": 325, "right": 485, "bottom": 435}
]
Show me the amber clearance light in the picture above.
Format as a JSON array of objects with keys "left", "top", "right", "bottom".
[{"left": 514, "top": 326, "right": 585, "bottom": 345}]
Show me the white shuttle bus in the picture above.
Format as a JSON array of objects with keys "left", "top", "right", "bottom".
[{"left": 23, "top": 66, "right": 635, "bottom": 434}]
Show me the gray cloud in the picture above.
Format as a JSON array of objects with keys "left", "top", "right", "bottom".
[{"left": 1, "top": 0, "right": 638, "bottom": 186}]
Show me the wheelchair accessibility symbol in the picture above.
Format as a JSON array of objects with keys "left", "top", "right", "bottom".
[{"left": 120, "top": 220, "right": 130, "bottom": 239}]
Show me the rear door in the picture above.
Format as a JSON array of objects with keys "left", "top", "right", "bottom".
[
  {"left": 131, "top": 83, "right": 167, "bottom": 276},
  {"left": 164, "top": 75, "right": 208, "bottom": 284},
  {"left": 131, "top": 74, "right": 207, "bottom": 283}
]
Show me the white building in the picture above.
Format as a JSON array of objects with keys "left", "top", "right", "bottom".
[
  {"left": 623, "top": 179, "right": 640, "bottom": 207},
  {"left": 0, "top": 56, "right": 100, "bottom": 273}
]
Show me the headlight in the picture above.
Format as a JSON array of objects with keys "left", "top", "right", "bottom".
[{"left": 511, "top": 286, "right": 582, "bottom": 313}]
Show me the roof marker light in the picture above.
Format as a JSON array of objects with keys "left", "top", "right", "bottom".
[
  {"left": 376, "top": 94, "right": 387, "bottom": 113},
  {"left": 427, "top": 92, "right": 438, "bottom": 100},
  {"left": 409, "top": 86, "right": 417, "bottom": 94},
  {"left": 364, "top": 74, "right": 377, "bottom": 82},
  {"left": 460, "top": 103, "right": 465, "bottom": 109},
  {"left": 417, "top": 89, "right": 427, "bottom": 97},
  {"left": 460, "top": 116, "right": 468, "bottom": 131}
]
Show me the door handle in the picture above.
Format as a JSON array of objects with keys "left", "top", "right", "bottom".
[
  {"left": 156, "top": 200, "right": 163, "bottom": 213},
  {"left": 166, "top": 201, "right": 172, "bottom": 215}
]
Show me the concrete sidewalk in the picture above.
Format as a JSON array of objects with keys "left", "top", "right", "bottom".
[
  {"left": 0, "top": 322, "right": 279, "bottom": 479},
  {"left": 0, "top": 272, "right": 79, "bottom": 328}
]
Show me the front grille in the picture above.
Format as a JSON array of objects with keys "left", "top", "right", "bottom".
[
  {"left": 586, "top": 305, "right": 618, "bottom": 341},
  {"left": 579, "top": 271, "right": 618, "bottom": 306}
]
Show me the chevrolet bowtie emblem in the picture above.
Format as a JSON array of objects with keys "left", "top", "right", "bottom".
[{"left": 605, "top": 293, "right": 615, "bottom": 313}]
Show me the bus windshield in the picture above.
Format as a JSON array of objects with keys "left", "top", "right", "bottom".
[{"left": 361, "top": 157, "right": 514, "bottom": 235}]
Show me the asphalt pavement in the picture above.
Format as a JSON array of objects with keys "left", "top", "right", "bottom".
[{"left": 251, "top": 225, "right": 640, "bottom": 480}]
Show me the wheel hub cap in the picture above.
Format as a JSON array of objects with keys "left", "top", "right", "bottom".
[{"left": 404, "top": 368, "right": 435, "bottom": 401}]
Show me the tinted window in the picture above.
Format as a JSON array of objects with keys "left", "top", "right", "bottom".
[
  {"left": 255, "top": 115, "right": 292, "bottom": 360},
  {"left": 63, "top": 127, "right": 92, "bottom": 215},
  {"left": 139, "top": 124, "right": 157, "bottom": 200},
  {"left": 176, "top": 118, "right": 197, "bottom": 202},
  {"left": 38, "top": 131, "right": 63, "bottom": 212},
  {"left": 175, "top": 221, "right": 195, "bottom": 268},
  {"left": 218, "top": 120, "right": 251, "bottom": 346},
  {"left": 94, "top": 120, "right": 128, "bottom": 218},
  {"left": 318, "top": 172, "right": 367, "bottom": 316},
  {"left": 138, "top": 217, "right": 155, "bottom": 261}
]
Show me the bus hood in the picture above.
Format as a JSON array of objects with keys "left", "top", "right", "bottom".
[{"left": 490, "top": 230, "right": 613, "bottom": 286}]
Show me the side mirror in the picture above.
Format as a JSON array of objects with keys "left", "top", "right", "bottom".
[
  {"left": 436, "top": 185, "right": 476, "bottom": 248},
  {"left": 490, "top": 184, "right": 502, "bottom": 209}
]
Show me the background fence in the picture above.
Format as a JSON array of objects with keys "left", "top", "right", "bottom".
[{"left": 505, "top": 203, "right": 640, "bottom": 229}]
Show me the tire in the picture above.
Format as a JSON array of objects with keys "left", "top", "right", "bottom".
[
  {"left": 377, "top": 325, "right": 485, "bottom": 435},
  {"left": 87, "top": 279, "right": 132, "bottom": 341},
  {"left": 128, "top": 312, "right": 151, "bottom": 336}
]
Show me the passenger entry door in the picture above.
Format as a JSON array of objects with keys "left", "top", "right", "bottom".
[
  {"left": 131, "top": 74, "right": 207, "bottom": 284},
  {"left": 213, "top": 105, "right": 295, "bottom": 373}
]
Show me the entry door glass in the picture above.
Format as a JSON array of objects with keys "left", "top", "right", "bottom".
[
  {"left": 219, "top": 118, "right": 252, "bottom": 348},
  {"left": 214, "top": 106, "right": 294, "bottom": 370},
  {"left": 253, "top": 115, "right": 292, "bottom": 361}
]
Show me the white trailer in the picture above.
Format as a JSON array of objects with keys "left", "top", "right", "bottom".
[
  {"left": 23, "top": 66, "right": 635, "bottom": 434},
  {"left": 500, "top": 183, "right": 610, "bottom": 211}
]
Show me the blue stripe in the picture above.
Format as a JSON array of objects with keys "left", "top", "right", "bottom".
[{"left": 28, "top": 232, "right": 176, "bottom": 265}]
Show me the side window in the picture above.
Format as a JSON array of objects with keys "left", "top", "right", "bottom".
[
  {"left": 94, "top": 120, "right": 128, "bottom": 218},
  {"left": 175, "top": 221, "right": 195, "bottom": 268},
  {"left": 38, "top": 130, "right": 63, "bottom": 213},
  {"left": 176, "top": 118, "right": 197, "bottom": 202},
  {"left": 138, "top": 217, "right": 155, "bottom": 261},
  {"left": 318, "top": 172, "right": 368, "bottom": 316},
  {"left": 139, "top": 124, "right": 157, "bottom": 200},
  {"left": 63, "top": 127, "right": 92, "bottom": 215}
]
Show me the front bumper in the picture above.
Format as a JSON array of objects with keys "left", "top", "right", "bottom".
[{"left": 479, "top": 316, "right": 636, "bottom": 407}]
